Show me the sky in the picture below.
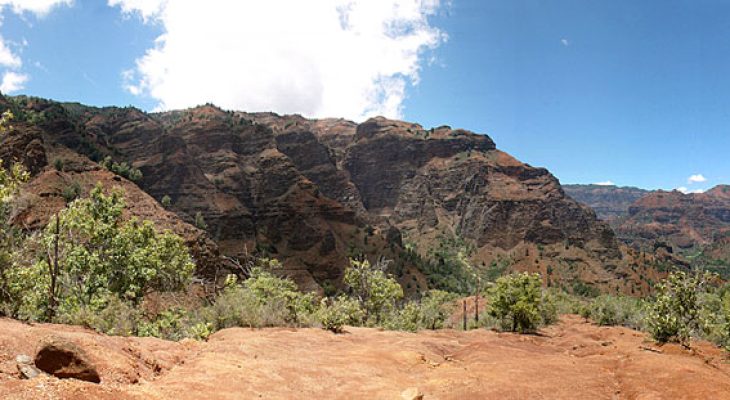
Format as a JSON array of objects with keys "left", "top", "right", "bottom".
[{"left": 0, "top": 0, "right": 728, "bottom": 192}]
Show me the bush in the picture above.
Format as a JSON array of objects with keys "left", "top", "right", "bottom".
[
  {"left": 419, "top": 290, "right": 458, "bottom": 330},
  {"left": 243, "top": 263, "right": 316, "bottom": 326},
  {"left": 317, "top": 296, "right": 364, "bottom": 333},
  {"left": 646, "top": 271, "right": 706, "bottom": 347},
  {"left": 696, "top": 286, "right": 730, "bottom": 351},
  {"left": 55, "top": 293, "right": 141, "bottom": 336},
  {"left": 201, "top": 263, "right": 316, "bottom": 330},
  {"left": 61, "top": 181, "right": 82, "bottom": 203},
  {"left": 100, "top": 156, "right": 143, "bottom": 182},
  {"left": 585, "top": 295, "right": 646, "bottom": 329},
  {"left": 4, "top": 184, "right": 195, "bottom": 321},
  {"left": 488, "top": 272, "right": 548, "bottom": 333},
  {"left": 383, "top": 301, "right": 423, "bottom": 332},
  {"left": 343, "top": 259, "right": 403, "bottom": 325},
  {"left": 194, "top": 211, "right": 207, "bottom": 230}
]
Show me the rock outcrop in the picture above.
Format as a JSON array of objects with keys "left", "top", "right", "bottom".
[
  {"left": 617, "top": 186, "right": 730, "bottom": 252},
  {"left": 1, "top": 94, "right": 649, "bottom": 293},
  {"left": 563, "top": 184, "right": 650, "bottom": 222}
]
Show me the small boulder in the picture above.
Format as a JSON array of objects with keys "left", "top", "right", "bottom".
[
  {"left": 17, "top": 364, "right": 42, "bottom": 379},
  {"left": 34, "top": 337, "right": 101, "bottom": 383},
  {"left": 401, "top": 387, "right": 424, "bottom": 400},
  {"left": 15, "top": 354, "right": 33, "bottom": 365},
  {"left": 16, "top": 354, "right": 42, "bottom": 379}
]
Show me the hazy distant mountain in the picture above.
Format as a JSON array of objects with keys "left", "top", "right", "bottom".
[{"left": 563, "top": 184, "right": 651, "bottom": 221}]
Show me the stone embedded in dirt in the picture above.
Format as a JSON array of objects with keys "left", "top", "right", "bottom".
[
  {"left": 17, "top": 364, "right": 42, "bottom": 379},
  {"left": 401, "top": 387, "right": 424, "bottom": 400},
  {"left": 15, "top": 353, "right": 42, "bottom": 379},
  {"left": 34, "top": 337, "right": 101, "bottom": 383},
  {"left": 15, "top": 354, "right": 33, "bottom": 365}
]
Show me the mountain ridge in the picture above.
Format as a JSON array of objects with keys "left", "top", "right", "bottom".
[{"left": 0, "top": 94, "right": 657, "bottom": 294}]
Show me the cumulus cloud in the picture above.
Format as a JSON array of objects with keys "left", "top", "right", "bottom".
[
  {"left": 561, "top": 38, "right": 569, "bottom": 46},
  {"left": 594, "top": 180, "right": 614, "bottom": 186},
  {"left": 0, "top": 0, "right": 72, "bottom": 16},
  {"left": 676, "top": 186, "right": 705, "bottom": 194},
  {"left": 687, "top": 174, "right": 707, "bottom": 184},
  {"left": 0, "top": 0, "right": 72, "bottom": 94},
  {"left": 0, "top": 71, "right": 27, "bottom": 92},
  {"left": 109, "top": 0, "right": 447, "bottom": 121},
  {"left": 0, "top": 37, "right": 21, "bottom": 68}
]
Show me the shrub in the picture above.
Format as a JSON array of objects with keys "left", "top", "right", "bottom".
[
  {"left": 383, "top": 301, "right": 423, "bottom": 332},
  {"left": 194, "top": 211, "right": 207, "bottom": 230},
  {"left": 343, "top": 259, "right": 403, "bottom": 324},
  {"left": 100, "top": 156, "right": 143, "bottom": 182},
  {"left": 646, "top": 271, "right": 706, "bottom": 347},
  {"left": 161, "top": 195, "right": 172, "bottom": 208},
  {"left": 419, "top": 290, "right": 458, "bottom": 330},
  {"left": 4, "top": 184, "right": 195, "bottom": 321},
  {"left": 585, "top": 295, "right": 646, "bottom": 329},
  {"left": 243, "top": 263, "right": 316, "bottom": 326},
  {"left": 56, "top": 293, "right": 141, "bottom": 336},
  {"left": 201, "top": 263, "right": 316, "bottom": 329},
  {"left": 53, "top": 159, "right": 64, "bottom": 172},
  {"left": 488, "top": 272, "right": 548, "bottom": 333},
  {"left": 317, "top": 296, "right": 365, "bottom": 333},
  {"left": 61, "top": 181, "right": 82, "bottom": 203}
]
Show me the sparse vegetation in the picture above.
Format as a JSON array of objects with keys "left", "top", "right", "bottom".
[
  {"left": 194, "top": 211, "right": 207, "bottom": 230},
  {"left": 161, "top": 194, "right": 172, "bottom": 208},
  {"left": 100, "top": 156, "right": 143, "bottom": 182},
  {"left": 487, "top": 272, "right": 554, "bottom": 333}
]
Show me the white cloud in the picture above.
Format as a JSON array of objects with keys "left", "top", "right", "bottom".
[
  {"left": 110, "top": 0, "right": 447, "bottom": 121},
  {"left": 0, "top": 0, "right": 72, "bottom": 16},
  {"left": 594, "top": 180, "right": 614, "bottom": 186},
  {"left": 0, "top": 37, "right": 21, "bottom": 68},
  {"left": 687, "top": 174, "right": 707, "bottom": 184},
  {"left": 676, "top": 186, "right": 705, "bottom": 194},
  {"left": 0, "top": 0, "right": 71, "bottom": 95},
  {"left": 0, "top": 71, "right": 27, "bottom": 92},
  {"left": 561, "top": 38, "right": 569, "bottom": 46}
]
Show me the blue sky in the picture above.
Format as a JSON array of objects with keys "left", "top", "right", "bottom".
[{"left": 1, "top": 0, "right": 728, "bottom": 192}]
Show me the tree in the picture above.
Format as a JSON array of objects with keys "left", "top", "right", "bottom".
[
  {"left": 488, "top": 272, "right": 545, "bottom": 333},
  {"left": 0, "top": 110, "right": 30, "bottom": 311},
  {"left": 4, "top": 184, "right": 195, "bottom": 321},
  {"left": 343, "top": 259, "right": 403, "bottom": 324}
]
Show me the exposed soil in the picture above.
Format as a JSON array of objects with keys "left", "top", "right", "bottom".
[{"left": 1, "top": 315, "right": 729, "bottom": 399}]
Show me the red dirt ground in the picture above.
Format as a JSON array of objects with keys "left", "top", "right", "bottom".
[{"left": 1, "top": 315, "right": 730, "bottom": 399}]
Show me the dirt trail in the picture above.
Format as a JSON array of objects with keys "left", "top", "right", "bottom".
[{"left": 1, "top": 315, "right": 729, "bottom": 399}]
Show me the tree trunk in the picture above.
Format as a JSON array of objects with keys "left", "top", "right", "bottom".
[{"left": 462, "top": 300, "right": 467, "bottom": 331}]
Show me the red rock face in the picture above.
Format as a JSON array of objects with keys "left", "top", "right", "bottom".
[
  {"left": 2, "top": 95, "right": 646, "bottom": 293},
  {"left": 618, "top": 187, "right": 730, "bottom": 250}
]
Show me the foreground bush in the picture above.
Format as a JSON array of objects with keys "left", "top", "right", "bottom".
[
  {"left": 202, "top": 264, "right": 317, "bottom": 330},
  {"left": 488, "top": 272, "right": 553, "bottom": 333},
  {"left": 318, "top": 296, "right": 365, "bottom": 333},
  {"left": 2, "top": 184, "right": 195, "bottom": 322},
  {"left": 343, "top": 259, "right": 403, "bottom": 325},
  {"left": 646, "top": 271, "right": 706, "bottom": 347}
]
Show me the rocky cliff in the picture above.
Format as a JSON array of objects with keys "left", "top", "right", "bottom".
[
  {"left": 615, "top": 186, "right": 730, "bottom": 267},
  {"left": 563, "top": 184, "right": 650, "bottom": 222},
  {"left": 1, "top": 95, "right": 650, "bottom": 294}
]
